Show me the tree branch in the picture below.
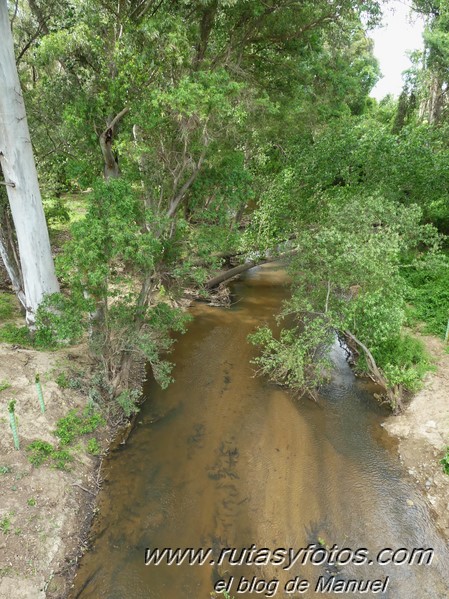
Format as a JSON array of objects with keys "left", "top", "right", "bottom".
[{"left": 102, "top": 106, "right": 130, "bottom": 136}]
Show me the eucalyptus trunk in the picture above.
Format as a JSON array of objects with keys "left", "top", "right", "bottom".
[{"left": 0, "top": 0, "right": 59, "bottom": 325}]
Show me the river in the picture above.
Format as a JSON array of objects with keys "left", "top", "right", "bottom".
[{"left": 70, "top": 264, "right": 449, "bottom": 598}]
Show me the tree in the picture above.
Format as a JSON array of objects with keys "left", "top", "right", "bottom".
[
  {"left": 245, "top": 109, "right": 445, "bottom": 409},
  {"left": 4, "top": 0, "right": 383, "bottom": 405},
  {"left": 0, "top": 0, "right": 59, "bottom": 326}
]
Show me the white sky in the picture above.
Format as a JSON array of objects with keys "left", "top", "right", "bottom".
[{"left": 369, "top": 0, "right": 426, "bottom": 100}]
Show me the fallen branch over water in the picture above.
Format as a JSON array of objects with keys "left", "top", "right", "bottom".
[{"left": 204, "top": 249, "right": 298, "bottom": 289}]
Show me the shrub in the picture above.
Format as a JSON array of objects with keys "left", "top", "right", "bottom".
[
  {"left": 54, "top": 406, "right": 105, "bottom": 445},
  {"left": 114, "top": 389, "right": 140, "bottom": 418},
  {"left": 51, "top": 449, "right": 73, "bottom": 470},
  {"left": 86, "top": 438, "right": 101, "bottom": 455},
  {"left": 370, "top": 334, "right": 433, "bottom": 392},
  {"left": 56, "top": 373, "right": 70, "bottom": 388},
  {"left": 26, "top": 441, "right": 54, "bottom": 467},
  {"left": 26, "top": 440, "right": 74, "bottom": 471},
  {"left": 403, "top": 257, "right": 449, "bottom": 338}
]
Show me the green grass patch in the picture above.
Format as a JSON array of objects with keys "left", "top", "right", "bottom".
[
  {"left": 0, "top": 293, "right": 16, "bottom": 320},
  {"left": 0, "top": 322, "right": 68, "bottom": 350},
  {"left": 0, "top": 324, "right": 32, "bottom": 346}
]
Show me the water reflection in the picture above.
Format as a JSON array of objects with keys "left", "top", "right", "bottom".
[{"left": 70, "top": 264, "right": 449, "bottom": 598}]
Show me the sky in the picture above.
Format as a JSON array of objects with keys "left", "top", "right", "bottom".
[{"left": 369, "top": 0, "right": 426, "bottom": 100}]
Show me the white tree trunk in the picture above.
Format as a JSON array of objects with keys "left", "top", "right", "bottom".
[{"left": 0, "top": 0, "right": 59, "bottom": 325}]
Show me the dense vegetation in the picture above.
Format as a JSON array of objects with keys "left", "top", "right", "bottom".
[{"left": 1, "top": 0, "right": 449, "bottom": 413}]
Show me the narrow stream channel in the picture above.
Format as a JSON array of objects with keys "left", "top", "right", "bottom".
[{"left": 70, "top": 264, "right": 449, "bottom": 598}]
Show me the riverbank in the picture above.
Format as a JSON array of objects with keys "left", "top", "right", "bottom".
[
  {"left": 383, "top": 333, "right": 449, "bottom": 540},
  {"left": 0, "top": 342, "right": 107, "bottom": 599}
]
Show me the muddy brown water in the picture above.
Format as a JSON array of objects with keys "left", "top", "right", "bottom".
[{"left": 70, "top": 264, "right": 449, "bottom": 598}]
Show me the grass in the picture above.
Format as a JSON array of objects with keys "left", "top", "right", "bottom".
[
  {"left": 0, "top": 292, "right": 16, "bottom": 320},
  {"left": 0, "top": 321, "right": 67, "bottom": 350},
  {"left": 0, "top": 324, "right": 33, "bottom": 347}
]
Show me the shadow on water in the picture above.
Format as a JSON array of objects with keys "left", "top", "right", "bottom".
[{"left": 70, "top": 264, "right": 449, "bottom": 599}]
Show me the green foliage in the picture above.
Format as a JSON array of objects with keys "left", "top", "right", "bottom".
[
  {"left": 86, "top": 438, "right": 101, "bottom": 455},
  {"left": 26, "top": 441, "right": 53, "bottom": 466},
  {"left": 54, "top": 406, "right": 105, "bottom": 445},
  {"left": 364, "top": 334, "right": 432, "bottom": 392},
  {"left": 56, "top": 371, "right": 84, "bottom": 390},
  {"left": 0, "top": 380, "right": 11, "bottom": 392},
  {"left": 0, "top": 466, "right": 12, "bottom": 475},
  {"left": 56, "top": 372, "right": 70, "bottom": 388},
  {"left": 0, "top": 516, "right": 11, "bottom": 535},
  {"left": 114, "top": 390, "right": 140, "bottom": 418},
  {"left": 441, "top": 447, "right": 449, "bottom": 475},
  {"left": 51, "top": 449, "right": 74, "bottom": 470},
  {"left": 27, "top": 497, "right": 37, "bottom": 507},
  {"left": 7, "top": 0, "right": 401, "bottom": 410},
  {"left": 26, "top": 440, "right": 74, "bottom": 471},
  {"left": 0, "top": 324, "right": 32, "bottom": 347},
  {"left": 248, "top": 166, "right": 441, "bottom": 399},
  {"left": 403, "top": 256, "right": 449, "bottom": 337},
  {"left": 34, "top": 292, "right": 88, "bottom": 348},
  {"left": 44, "top": 197, "right": 70, "bottom": 227},
  {"left": 46, "top": 179, "right": 191, "bottom": 397},
  {"left": 0, "top": 321, "right": 68, "bottom": 350},
  {"left": 249, "top": 319, "right": 332, "bottom": 398}
]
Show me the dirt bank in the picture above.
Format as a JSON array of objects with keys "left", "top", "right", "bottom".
[
  {"left": 0, "top": 343, "right": 106, "bottom": 599},
  {"left": 383, "top": 334, "right": 449, "bottom": 540}
]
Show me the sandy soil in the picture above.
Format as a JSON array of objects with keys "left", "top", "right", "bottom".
[
  {"left": 0, "top": 343, "right": 105, "bottom": 599},
  {"left": 383, "top": 334, "right": 449, "bottom": 540}
]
